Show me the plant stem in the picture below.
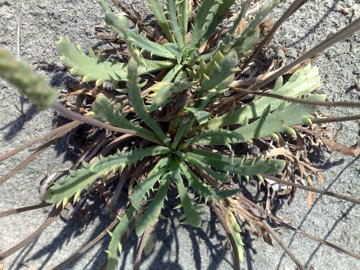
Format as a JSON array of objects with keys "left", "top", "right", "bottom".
[
  {"left": 265, "top": 175, "right": 360, "bottom": 204},
  {"left": 234, "top": 88, "right": 360, "bottom": 108},
  {"left": 0, "top": 202, "right": 51, "bottom": 219},
  {"left": 262, "top": 220, "right": 306, "bottom": 270},
  {"left": 249, "top": 17, "right": 360, "bottom": 90},
  {"left": 237, "top": 195, "right": 360, "bottom": 260},
  {"left": 0, "top": 121, "right": 80, "bottom": 163},
  {"left": 133, "top": 225, "right": 154, "bottom": 270},
  {"left": 52, "top": 102, "right": 163, "bottom": 145},
  {"left": 312, "top": 114, "right": 360, "bottom": 124},
  {"left": 0, "top": 207, "right": 60, "bottom": 260},
  {"left": 242, "top": 0, "right": 309, "bottom": 71},
  {"left": 0, "top": 139, "right": 56, "bottom": 186},
  {"left": 210, "top": 201, "right": 241, "bottom": 270}
]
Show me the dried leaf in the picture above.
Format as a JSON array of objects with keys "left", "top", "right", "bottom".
[
  {"left": 322, "top": 137, "right": 360, "bottom": 157},
  {"left": 236, "top": 18, "right": 246, "bottom": 35},
  {"left": 265, "top": 147, "right": 295, "bottom": 162},
  {"left": 259, "top": 19, "right": 273, "bottom": 36},
  {"left": 307, "top": 191, "right": 316, "bottom": 207}
]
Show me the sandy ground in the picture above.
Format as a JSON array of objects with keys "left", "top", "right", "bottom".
[{"left": 0, "top": 0, "right": 359, "bottom": 269}]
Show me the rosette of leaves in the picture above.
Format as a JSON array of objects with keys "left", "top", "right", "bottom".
[
  {"left": 42, "top": 50, "right": 326, "bottom": 269},
  {"left": 1, "top": 0, "right": 360, "bottom": 270}
]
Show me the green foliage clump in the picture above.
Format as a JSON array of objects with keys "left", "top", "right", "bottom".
[{"left": 46, "top": 1, "right": 324, "bottom": 268}]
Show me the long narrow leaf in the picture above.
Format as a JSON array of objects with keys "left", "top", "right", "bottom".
[
  {"left": 179, "top": 162, "right": 213, "bottom": 202},
  {"left": 206, "top": 64, "right": 321, "bottom": 130},
  {"left": 57, "top": 37, "right": 127, "bottom": 86},
  {"left": 203, "top": 0, "right": 236, "bottom": 40},
  {"left": 188, "top": 149, "right": 285, "bottom": 176},
  {"left": 107, "top": 206, "right": 136, "bottom": 270},
  {"left": 92, "top": 95, "right": 158, "bottom": 141},
  {"left": 200, "top": 50, "right": 238, "bottom": 93},
  {"left": 185, "top": 154, "right": 230, "bottom": 183},
  {"left": 189, "top": 0, "right": 218, "bottom": 46},
  {"left": 218, "top": 0, "right": 251, "bottom": 54},
  {"left": 147, "top": 80, "right": 193, "bottom": 111},
  {"left": 233, "top": 94, "right": 327, "bottom": 141},
  {"left": 231, "top": 0, "right": 281, "bottom": 50},
  {"left": 135, "top": 177, "right": 170, "bottom": 236},
  {"left": 166, "top": 0, "right": 185, "bottom": 48},
  {"left": 148, "top": 0, "right": 176, "bottom": 42},
  {"left": 43, "top": 146, "right": 170, "bottom": 204},
  {"left": 130, "top": 156, "right": 170, "bottom": 210},
  {"left": 128, "top": 58, "right": 170, "bottom": 145},
  {"left": 181, "top": 129, "right": 244, "bottom": 149},
  {"left": 177, "top": 0, "right": 189, "bottom": 41},
  {"left": 176, "top": 178, "right": 202, "bottom": 227},
  {"left": 162, "top": 63, "right": 183, "bottom": 82},
  {"left": 57, "top": 37, "right": 174, "bottom": 85},
  {"left": 100, "top": 0, "right": 176, "bottom": 59}
]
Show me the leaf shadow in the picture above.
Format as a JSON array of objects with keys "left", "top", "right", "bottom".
[
  {"left": 275, "top": 154, "right": 360, "bottom": 270},
  {"left": 283, "top": 0, "right": 345, "bottom": 48},
  {"left": 0, "top": 97, "right": 38, "bottom": 141}
]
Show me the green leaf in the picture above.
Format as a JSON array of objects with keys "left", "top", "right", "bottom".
[
  {"left": 226, "top": 208, "right": 244, "bottom": 262},
  {"left": 127, "top": 58, "right": 170, "bottom": 145},
  {"left": 135, "top": 176, "right": 170, "bottom": 236},
  {"left": 148, "top": 0, "right": 176, "bottom": 43},
  {"left": 171, "top": 116, "right": 191, "bottom": 150},
  {"left": 231, "top": 0, "right": 281, "bottom": 50},
  {"left": 100, "top": 0, "right": 176, "bottom": 59},
  {"left": 142, "top": 58, "right": 176, "bottom": 73},
  {"left": 43, "top": 146, "right": 170, "bottom": 204},
  {"left": 107, "top": 206, "right": 136, "bottom": 270},
  {"left": 0, "top": 48, "right": 56, "bottom": 109},
  {"left": 57, "top": 37, "right": 127, "bottom": 86},
  {"left": 176, "top": 178, "right": 202, "bottom": 227},
  {"left": 166, "top": 0, "right": 185, "bottom": 48},
  {"left": 216, "top": 0, "right": 251, "bottom": 54},
  {"left": 206, "top": 64, "right": 322, "bottom": 130},
  {"left": 57, "top": 37, "right": 174, "bottom": 85},
  {"left": 188, "top": 149, "right": 285, "bottom": 176},
  {"left": 189, "top": 0, "right": 218, "bottom": 46},
  {"left": 185, "top": 154, "right": 231, "bottom": 183},
  {"left": 235, "top": 28, "right": 260, "bottom": 57},
  {"left": 181, "top": 129, "right": 245, "bottom": 149},
  {"left": 148, "top": 80, "right": 193, "bottom": 111},
  {"left": 177, "top": 0, "right": 189, "bottom": 41},
  {"left": 179, "top": 163, "right": 213, "bottom": 202},
  {"left": 92, "top": 95, "right": 158, "bottom": 141},
  {"left": 200, "top": 50, "right": 238, "bottom": 93},
  {"left": 234, "top": 94, "right": 327, "bottom": 141},
  {"left": 130, "top": 156, "right": 170, "bottom": 210},
  {"left": 212, "top": 188, "right": 240, "bottom": 200},
  {"left": 162, "top": 63, "right": 183, "bottom": 82},
  {"left": 203, "top": 0, "right": 236, "bottom": 40},
  {"left": 185, "top": 107, "right": 211, "bottom": 125},
  {"left": 163, "top": 43, "right": 181, "bottom": 58}
]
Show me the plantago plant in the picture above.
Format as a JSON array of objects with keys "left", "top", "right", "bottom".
[{"left": 0, "top": 0, "right": 359, "bottom": 269}]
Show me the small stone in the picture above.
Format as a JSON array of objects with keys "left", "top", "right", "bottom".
[{"left": 354, "top": 81, "right": 360, "bottom": 91}]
